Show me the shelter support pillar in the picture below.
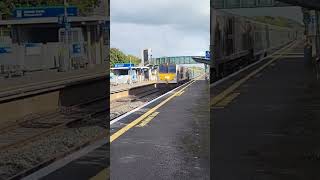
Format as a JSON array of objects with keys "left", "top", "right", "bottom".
[{"left": 87, "top": 25, "right": 93, "bottom": 68}]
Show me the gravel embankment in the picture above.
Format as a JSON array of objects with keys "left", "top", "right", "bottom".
[{"left": 0, "top": 126, "right": 106, "bottom": 180}]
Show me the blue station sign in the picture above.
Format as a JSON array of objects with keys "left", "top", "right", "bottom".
[
  {"left": 0, "top": 46, "right": 12, "bottom": 54},
  {"left": 72, "top": 44, "right": 81, "bottom": 54},
  {"left": 13, "top": 6, "right": 78, "bottom": 19},
  {"left": 114, "top": 63, "right": 134, "bottom": 68}
]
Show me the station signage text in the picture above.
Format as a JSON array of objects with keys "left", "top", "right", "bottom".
[
  {"left": 114, "top": 63, "right": 134, "bottom": 68},
  {"left": 13, "top": 6, "right": 78, "bottom": 19}
]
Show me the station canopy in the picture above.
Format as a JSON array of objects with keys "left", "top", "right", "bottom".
[
  {"left": 212, "top": 0, "right": 320, "bottom": 10},
  {"left": 212, "top": 0, "right": 291, "bottom": 9}
]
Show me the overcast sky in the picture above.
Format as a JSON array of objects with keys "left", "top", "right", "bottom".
[{"left": 110, "top": 0, "right": 210, "bottom": 58}]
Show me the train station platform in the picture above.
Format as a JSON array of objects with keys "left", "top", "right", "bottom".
[
  {"left": 0, "top": 65, "right": 108, "bottom": 100},
  {"left": 27, "top": 76, "right": 210, "bottom": 180},
  {"left": 212, "top": 40, "right": 320, "bottom": 179},
  {"left": 0, "top": 65, "right": 108, "bottom": 129},
  {"left": 110, "top": 81, "right": 156, "bottom": 94}
]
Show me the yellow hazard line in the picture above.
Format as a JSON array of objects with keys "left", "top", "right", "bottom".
[
  {"left": 211, "top": 41, "right": 298, "bottom": 107},
  {"left": 213, "top": 92, "right": 240, "bottom": 108},
  {"left": 89, "top": 168, "right": 109, "bottom": 180},
  {"left": 175, "top": 90, "right": 185, "bottom": 96},
  {"left": 136, "top": 112, "right": 160, "bottom": 127}
]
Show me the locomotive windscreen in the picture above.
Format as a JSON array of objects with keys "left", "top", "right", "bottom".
[
  {"left": 168, "top": 65, "right": 176, "bottom": 73},
  {"left": 159, "top": 64, "right": 168, "bottom": 73}
]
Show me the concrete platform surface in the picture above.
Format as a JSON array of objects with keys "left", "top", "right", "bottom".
[
  {"left": 212, "top": 41, "right": 320, "bottom": 179},
  {"left": 0, "top": 65, "right": 108, "bottom": 95}
]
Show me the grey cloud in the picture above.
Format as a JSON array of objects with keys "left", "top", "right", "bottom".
[
  {"left": 111, "top": 0, "right": 209, "bottom": 33},
  {"left": 111, "top": 0, "right": 209, "bottom": 57},
  {"left": 111, "top": 22, "right": 209, "bottom": 57}
]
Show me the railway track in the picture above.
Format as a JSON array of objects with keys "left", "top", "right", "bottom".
[
  {"left": 110, "top": 84, "right": 179, "bottom": 121},
  {"left": 111, "top": 88, "right": 159, "bottom": 108},
  {"left": 4, "top": 85, "right": 165, "bottom": 180},
  {"left": 0, "top": 82, "right": 165, "bottom": 150},
  {"left": 0, "top": 97, "right": 107, "bottom": 153}
]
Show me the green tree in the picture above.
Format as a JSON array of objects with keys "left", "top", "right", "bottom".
[
  {"left": 0, "top": 1, "right": 14, "bottom": 18},
  {"left": 110, "top": 48, "right": 127, "bottom": 67},
  {"left": 70, "top": 0, "right": 100, "bottom": 15},
  {"left": 126, "top": 54, "right": 141, "bottom": 66},
  {"left": 110, "top": 48, "right": 142, "bottom": 67}
]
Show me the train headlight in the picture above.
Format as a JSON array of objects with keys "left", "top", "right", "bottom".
[{"left": 165, "top": 76, "right": 169, "bottom": 79}]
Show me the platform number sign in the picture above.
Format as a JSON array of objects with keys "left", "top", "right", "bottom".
[
  {"left": 16, "top": 10, "right": 22, "bottom": 18},
  {"left": 73, "top": 44, "right": 81, "bottom": 54},
  {"left": 58, "top": 15, "right": 64, "bottom": 25},
  {"left": 70, "top": 43, "right": 83, "bottom": 57}
]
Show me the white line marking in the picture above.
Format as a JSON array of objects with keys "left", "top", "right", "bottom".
[
  {"left": 110, "top": 79, "right": 196, "bottom": 125},
  {"left": 210, "top": 41, "right": 297, "bottom": 88}
]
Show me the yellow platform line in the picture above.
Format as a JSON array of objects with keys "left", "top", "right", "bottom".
[
  {"left": 110, "top": 79, "right": 197, "bottom": 143},
  {"left": 214, "top": 92, "right": 240, "bottom": 108},
  {"left": 136, "top": 112, "right": 160, "bottom": 127},
  {"left": 211, "top": 41, "right": 298, "bottom": 107},
  {"left": 175, "top": 90, "right": 185, "bottom": 96},
  {"left": 89, "top": 168, "right": 109, "bottom": 180}
]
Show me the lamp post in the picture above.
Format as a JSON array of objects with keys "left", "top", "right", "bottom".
[
  {"left": 128, "top": 56, "right": 132, "bottom": 84},
  {"left": 128, "top": 56, "right": 133, "bottom": 108}
]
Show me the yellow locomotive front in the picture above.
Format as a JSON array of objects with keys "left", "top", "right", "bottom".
[{"left": 158, "top": 63, "right": 177, "bottom": 84}]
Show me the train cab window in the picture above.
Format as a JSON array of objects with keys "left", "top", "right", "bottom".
[
  {"left": 168, "top": 65, "right": 176, "bottom": 73},
  {"left": 159, "top": 64, "right": 168, "bottom": 73}
]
